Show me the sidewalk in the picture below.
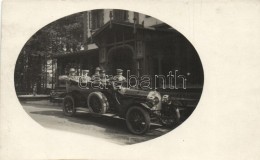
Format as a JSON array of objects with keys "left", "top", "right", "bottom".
[{"left": 17, "top": 94, "right": 50, "bottom": 101}]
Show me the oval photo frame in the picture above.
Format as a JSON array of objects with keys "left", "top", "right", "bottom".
[{"left": 14, "top": 9, "right": 204, "bottom": 145}]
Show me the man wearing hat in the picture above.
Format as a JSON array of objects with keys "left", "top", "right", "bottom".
[
  {"left": 81, "top": 70, "right": 91, "bottom": 83},
  {"left": 113, "top": 69, "right": 126, "bottom": 82},
  {"left": 68, "top": 68, "right": 79, "bottom": 83},
  {"left": 69, "top": 68, "right": 76, "bottom": 76},
  {"left": 91, "top": 67, "right": 101, "bottom": 81},
  {"left": 100, "top": 69, "right": 109, "bottom": 85},
  {"left": 65, "top": 67, "right": 79, "bottom": 92}
]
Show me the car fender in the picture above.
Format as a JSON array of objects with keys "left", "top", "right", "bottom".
[
  {"left": 138, "top": 102, "right": 154, "bottom": 111},
  {"left": 128, "top": 102, "right": 161, "bottom": 117}
]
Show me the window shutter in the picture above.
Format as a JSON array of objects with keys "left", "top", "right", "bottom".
[
  {"left": 98, "top": 10, "right": 104, "bottom": 28},
  {"left": 92, "top": 12, "right": 97, "bottom": 29},
  {"left": 89, "top": 11, "right": 92, "bottom": 29}
]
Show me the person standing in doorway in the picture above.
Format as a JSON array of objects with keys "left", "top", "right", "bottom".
[{"left": 33, "top": 84, "right": 37, "bottom": 96}]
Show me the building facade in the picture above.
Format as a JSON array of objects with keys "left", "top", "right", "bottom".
[{"left": 55, "top": 9, "right": 203, "bottom": 89}]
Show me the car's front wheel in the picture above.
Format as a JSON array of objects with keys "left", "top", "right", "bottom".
[
  {"left": 126, "top": 106, "right": 150, "bottom": 135},
  {"left": 63, "top": 95, "right": 76, "bottom": 116}
]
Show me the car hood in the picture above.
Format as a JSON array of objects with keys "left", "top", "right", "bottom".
[
  {"left": 118, "top": 88, "right": 161, "bottom": 101},
  {"left": 120, "top": 88, "right": 150, "bottom": 97}
]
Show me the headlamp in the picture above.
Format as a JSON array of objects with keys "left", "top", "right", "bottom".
[
  {"left": 147, "top": 91, "right": 161, "bottom": 106},
  {"left": 162, "top": 95, "right": 171, "bottom": 104},
  {"left": 147, "top": 96, "right": 159, "bottom": 105}
]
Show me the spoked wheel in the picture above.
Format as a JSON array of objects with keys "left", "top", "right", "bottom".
[
  {"left": 63, "top": 95, "right": 76, "bottom": 116},
  {"left": 126, "top": 106, "right": 150, "bottom": 135}
]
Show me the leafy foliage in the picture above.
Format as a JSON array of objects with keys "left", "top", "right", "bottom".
[
  {"left": 15, "top": 12, "right": 86, "bottom": 93},
  {"left": 25, "top": 12, "right": 84, "bottom": 56}
]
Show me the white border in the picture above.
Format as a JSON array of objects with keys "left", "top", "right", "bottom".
[{"left": 1, "top": 0, "right": 260, "bottom": 159}]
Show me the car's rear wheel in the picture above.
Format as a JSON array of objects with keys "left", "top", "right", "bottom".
[
  {"left": 63, "top": 95, "right": 76, "bottom": 116},
  {"left": 126, "top": 106, "right": 150, "bottom": 135}
]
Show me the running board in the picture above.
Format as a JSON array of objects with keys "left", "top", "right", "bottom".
[
  {"left": 76, "top": 107, "right": 121, "bottom": 119},
  {"left": 76, "top": 107, "right": 90, "bottom": 112}
]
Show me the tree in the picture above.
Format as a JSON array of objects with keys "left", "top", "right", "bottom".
[{"left": 15, "top": 12, "right": 86, "bottom": 94}]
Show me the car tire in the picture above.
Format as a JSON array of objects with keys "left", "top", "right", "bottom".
[
  {"left": 63, "top": 95, "right": 76, "bottom": 116},
  {"left": 126, "top": 106, "right": 150, "bottom": 135},
  {"left": 87, "top": 92, "right": 108, "bottom": 114}
]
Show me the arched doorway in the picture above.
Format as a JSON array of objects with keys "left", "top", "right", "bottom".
[{"left": 107, "top": 45, "right": 135, "bottom": 76}]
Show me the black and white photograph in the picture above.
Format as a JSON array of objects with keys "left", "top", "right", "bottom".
[
  {"left": 14, "top": 9, "right": 203, "bottom": 144},
  {"left": 1, "top": 0, "right": 260, "bottom": 159}
]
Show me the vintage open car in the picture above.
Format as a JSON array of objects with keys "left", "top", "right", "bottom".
[{"left": 63, "top": 79, "right": 181, "bottom": 135}]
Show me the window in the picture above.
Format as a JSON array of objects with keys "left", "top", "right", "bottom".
[
  {"left": 113, "top": 10, "right": 128, "bottom": 22},
  {"left": 90, "top": 10, "right": 104, "bottom": 30}
]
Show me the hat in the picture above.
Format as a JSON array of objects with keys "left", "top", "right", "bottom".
[
  {"left": 82, "top": 70, "right": 89, "bottom": 73},
  {"left": 82, "top": 70, "right": 89, "bottom": 74},
  {"left": 95, "top": 67, "right": 101, "bottom": 71},
  {"left": 116, "top": 69, "right": 123, "bottom": 73},
  {"left": 69, "top": 68, "right": 76, "bottom": 72}
]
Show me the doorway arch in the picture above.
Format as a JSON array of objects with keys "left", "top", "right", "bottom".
[{"left": 107, "top": 45, "right": 135, "bottom": 76}]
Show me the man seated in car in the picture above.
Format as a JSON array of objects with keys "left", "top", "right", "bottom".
[
  {"left": 59, "top": 68, "right": 79, "bottom": 82},
  {"left": 68, "top": 68, "right": 80, "bottom": 83},
  {"left": 91, "top": 67, "right": 101, "bottom": 81},
  {"left": 100, "top": 69, "right": 109, "bottom": 85},
  {"left": 113, "top": 69, "right": 126, "bottom": 81},
  {"left": 64, "top": 67, "right": 80, "bottom": 92},
  {"left": 112, "top": 69, "right": 127, "bottom": 89},
  {"left": 81, "top": 69, "right": 91, "bottom": 83}
]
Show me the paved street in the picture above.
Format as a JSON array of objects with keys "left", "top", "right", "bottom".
[{"left": 20, "top": 100, "right": 172, "bottom": 145}]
